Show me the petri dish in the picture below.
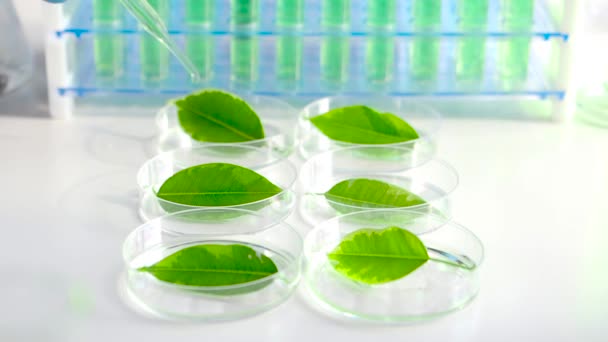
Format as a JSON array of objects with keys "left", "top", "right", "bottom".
[
  {"left": 122, "top": 208, "right": 303, "bottom": 321},
  {"left": 297, "top": 96, "right": 441, "bottom": 164},
  {"left": 298, "top": 146, "right": 458, "bottom": 226},
  {"left": 303, "top": 209, "right": 484, "bottom": 323},
  {"left": 137, "top": 145, "right": 297, "bottom": 222},
  {"left": 156, "top": 95, "right": 297, "bottom": 157}
]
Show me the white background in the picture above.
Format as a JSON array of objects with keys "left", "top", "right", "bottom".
[{"left": 1, "top": 1, "right": 608, "bottom": 341}]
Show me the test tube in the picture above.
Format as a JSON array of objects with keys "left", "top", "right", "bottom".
[
  {"left": 232, "top": 0, "right": 259, "bottom": 27},
  {"left": 322, "top": 0, "right": 351, "bottom": 28},
  {"left": 321, "top": 36, "right": 350, "bottom": 84},
  {"left": 93, "top": 0, "right": 125, "bottom": 79},
  {"left": 366, "top": 0, "right": 396, "bottom": 83},
  {"left": 93, "top": 0, "right": 121, "bottom": 23},
  {"left": 366, "top": 36, "right": 394, "bottom": 83},
  {"left": 277, "top": 0, "right": 304, "bottom": 27},
  {"left": 276, "top": 0, "right": 304, "bottom": 83},
  {"left": 231, "top": 35, "right": 259, "bottom": 82},
  {"left": 185, "top": 0, "right": 214, "bottom": 80},
  {"left": 456, "top": 0, "right": 489, "bottom": 80},
  {"left": 367, "top": 0, "right": 396, "bottom": 29},
  {"left": 140, "top": 0, "right": 170, "bottom": 82},
  {"left": 321, "top": 0, "right": 350, "bottom": 84},
  {"left": 413, "top": 0, "right": 442, "bottom": 29},
  {"left": 411, "top": 0, "right": 442, "bottom": 81},
  {"left": 499, "top": 0, "right": 535, "bottom": 81}
]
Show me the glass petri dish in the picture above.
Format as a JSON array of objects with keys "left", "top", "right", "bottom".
[
  {"left": 303, "top": 209, "right": 484, "bottom": 323},
  {"left": 156, "top": 95, "right": 297, "bottom": 156},
  {"left": 122, "top": 208, "right": 303, "bottom": 321},
  {"left": 137, "top": 145, "right": 297, "bottom": 222},
  {"left": 298, "top": 146, "right": 458, "bottom": 227},
  {"left": 297, "top": 96, "right": 441, "bottom": 164}
]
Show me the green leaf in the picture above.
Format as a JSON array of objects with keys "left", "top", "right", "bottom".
[
  {"left": 175, "top": 90, "right": 265, "bottom": 143},
  {"left": 328, "top": 227, "right": 429, "bottom": 284},
  {"left": 157, "top": 163, "right": 282, "bottom": 207},
  {"left": 325, "top": 178, "right": 426, "bottom": 212},
  {"left": 139, "top": 244, "right": 278, "bottom": 287},
  {"left": 310, "top": 105, "right": 419, "bottom": 144}
]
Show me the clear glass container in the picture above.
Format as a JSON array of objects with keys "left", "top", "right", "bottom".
[
  {"left": 156, "top": 95, "right": 297, "bottom": 155},
  {"left": 297, "top": 96, "right": 441, "bottom": 163},
  {"left": 137, "top": 145, "right": 297, "bottom": 222},
  {"left": 0, "top": 0, "right": 33, "bottom": 96},
  {"left": 303, "top": 209, "right": 484, "bottom": 322},
  {"left": 121, "top": 208, "right": 303, "bottom": 321},
  {"left": 298, "top": 146, "right": 458, "bottom": 226}
]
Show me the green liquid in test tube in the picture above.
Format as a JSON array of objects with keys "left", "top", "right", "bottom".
[
  {"left": 140, "top": 0, "right": 170, "bottom": 82},
  {"left": 411, "top": 0, "right": 441, "bottom": 81},
  {"left": 367, "top": 0, "right": 396, "bottom": 28},
  {"left": 499, "top": 37, "right": 531, "bottom": 81},
  {"left": 93, "top": 0, "right": 124, "bottom": 79},
  {"left": 277, "top": 0, "right": 304, "bottom": 27},
  {"left": 499, "top": 0, "right": 535, "bottom": 81},
  {"left": 276, "top": 0, "right": 304, "bottom": 83},
  {"left": 321, "top": 0, "right": 350, "bottom": 84},
  {"left": 413, "top": 0, "right": 442, "bottom": 29},
  {"left": 94, "top": 0, "right": 121, "bottom": 24},
  {"left": 366, "top": 36, "right": 394, "bottom": 83},
  {"left": 94, "top": 35, "right": 126, "bottom": 79},
  {"left": 277, "top": 36, "right": 303, "bottom": 82},
  {"left": 321, "top": 36, "right": 350, "bottom": 84},
  {"left": 456, "top": 0, "right": 489, "bottom": 80},
  {"left": 231, "top": 36, "right": 259, "bottom": 82},
  {"left": 366, "top": 0, "right": 396, "bottom": 83},
  {"left": 185, "top": 0, "right": 214, "bottom": 80},
  {"left": 410, "top": 37, "right": 440, "bottom": 81},
  {"left": 232, "top": 0, "right": 259, "bottom": 26},
  {"left": 322, "top": 0, "right": 351, "bottom": 28}
]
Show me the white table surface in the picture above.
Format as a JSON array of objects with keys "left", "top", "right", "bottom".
[{"left": 0, "top": 113, "right": 607, "bottom": 341}]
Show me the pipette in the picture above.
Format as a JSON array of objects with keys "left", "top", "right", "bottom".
[{"left": 118, "top": 0, "right": 201, "bottom": 82}]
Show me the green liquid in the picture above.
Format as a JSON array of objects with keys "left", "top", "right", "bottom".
[
  {"left": 411, "top": 0, "right": 441, "bottom": 80},
  {"left": 366, "top": 36, "right": 394, "bottom": 83},
  {"left": 185, "top": 0, "right": 214, "bottom": 25},
  {"left": 232, "top": 0, "right": 259, "bottom": 26},
  {"left": 410, "top": 37, "right": 439, "bottom": 81},
  {"left": 140, "top": 0, "right": 170, "bottom": 82},
  {"left": 231, "top": 36, "right": 259, "bottom": 82},
  {"left": 322, "top": 0, "right": 351, "bottom": 27},
  {"left": 185, "top": 0, "right": 214, "bottom": 80},
  {"left": 456, "top": 0, "right": 489, "bottom": 80},
  {"left": 277, "top": 36, "right": 303, "bottom": 82},
  {"left": 367, "top": 0, "right": 396, "bottom": 28},
  {"left": 499, "top": 37, "right": 531, "bottom": 81},
  {"left": 187, "top": 36, "right": 214, "bottom": 81},
  {"left": 499, "top": 0, "right": 534, "bottom": 81},
  {"left": 456, "top": 37, "right": 486, "bottom": 80},
  {"left": 94, "top": 35, "right": 125, "bottom": 79},
  {"left": 93, "top": 0, "right": 121, "bottom": 24},
  {"left": 501, "top": 0, "right": 535, "bottom": 29},
  {"left": 413, "top": 0, "right": 442, "bottom": 29},
  {"left": 93, "top": 0, "right": 124, "bottom": 78},
  {"left": 321, "top": 36, "right": 349, "bottom": 84},
  {"left": 459, "top": 0, "right": 489, "bottom": 29},
  {"left": 277, "top": 0, "right": 304, "bottom": 27}
]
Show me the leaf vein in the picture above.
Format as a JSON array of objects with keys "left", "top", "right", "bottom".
[{"left": 179, "top": 104, "right": 256, "bottom": 140}]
